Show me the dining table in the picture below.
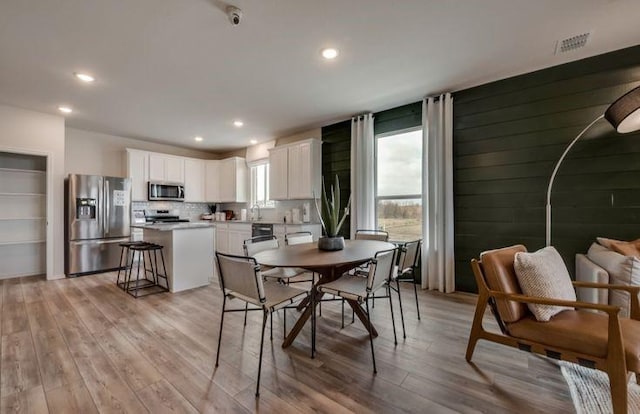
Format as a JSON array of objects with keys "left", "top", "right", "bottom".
[{"left": 253, "top": 239, "right": 396, "bottom": 348}]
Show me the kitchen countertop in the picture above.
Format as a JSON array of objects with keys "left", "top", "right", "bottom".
[
  {"left": 208, "top": 220, "right": 321, "bottom": 225},
  {"left": 132, "top": 222, "right": 216, "bottom": 231}
]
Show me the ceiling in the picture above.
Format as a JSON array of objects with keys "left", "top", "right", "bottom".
[{"left": 1, "top": 0, "right": 639, "bottom": 151}]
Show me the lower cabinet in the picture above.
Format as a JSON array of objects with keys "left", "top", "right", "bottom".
[{"left": 214, "top": 222, "right": 251, "bottom": 255}]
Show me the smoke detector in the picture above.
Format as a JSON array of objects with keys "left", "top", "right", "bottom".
[{"left": 555, "top": 32, "right": 591, "bottom": 54}]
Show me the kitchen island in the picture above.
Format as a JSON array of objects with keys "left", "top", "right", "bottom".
[{"left": 132, "top": 222, "right": 215, "bottom": 293}]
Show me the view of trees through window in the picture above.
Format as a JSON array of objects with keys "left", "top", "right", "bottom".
[{"left": 376, "top": 129, "right": 422, "bottom": 241}]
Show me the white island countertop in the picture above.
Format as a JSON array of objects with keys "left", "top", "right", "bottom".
[{"left": 132, "top": 222, "right": 215, "bottom": 231}]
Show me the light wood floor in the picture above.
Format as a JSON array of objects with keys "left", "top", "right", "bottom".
[{"left": 0, "top": 273, "right": 573, "bottom": 413}]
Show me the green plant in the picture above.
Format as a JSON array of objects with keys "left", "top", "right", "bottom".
[{"left": 314, "top": 175, "right": 351, "bottom": 237}]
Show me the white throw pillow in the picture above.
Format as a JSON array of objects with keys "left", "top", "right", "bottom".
[{"left": 514, "top": 246, "right": 576, "bottom": 321}]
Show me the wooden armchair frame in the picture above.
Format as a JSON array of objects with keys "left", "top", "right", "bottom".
[{"left": 466, "top": 256, "right": 640, "bottom": 414}]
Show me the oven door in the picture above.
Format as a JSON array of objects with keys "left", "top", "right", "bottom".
[{"left": 148, "top": 182, "right": 184, "bottom": 201}]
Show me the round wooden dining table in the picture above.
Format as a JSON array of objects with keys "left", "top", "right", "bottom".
[{"left": 253, "top": 239, "right": 395, "bottom": 348}]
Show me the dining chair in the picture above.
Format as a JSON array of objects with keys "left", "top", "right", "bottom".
[
  {"left": 389, "top": 239, "right": 422, "bottom": 338},
  {"left": 285, "top": 231, "right": 313, "bottom": 245},
  {"left": 315, "top": 247, "right": 398, "bottom": 372},
  {"left": 355, "top": 229, "right": 390, "bottom": 242},
  {"left": 243, "top": 235, "right": 311, "bottom": 335},
  {"left": 215, "top": 252, "right": 308, "bottom": 397}
]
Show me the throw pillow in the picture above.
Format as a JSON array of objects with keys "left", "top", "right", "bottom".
[
  {"left": 514, "top": 246, "right": 576, "bottom": 321},
  {"left": 610, "top": 239, "right": 640, "bottom": 258},
  {"left": 596, "top": 237, "right": 621, "bottom": 249}
]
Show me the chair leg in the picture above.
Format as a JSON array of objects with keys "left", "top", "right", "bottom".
[
  {"left": 412, "top": 273, "right": 421, "bottom": 320},
  {"left": 341, "top": 299, "right": 345, "bottom": 329},
  {"left": 215, "top": 296, "right": 227, "bottom": 367},
  {"left": 466, "top": 291, "right": 489, "bottom": 362},
  {"left": 609, "top": 365, "right": 628, "bottom": 414},
  {"left": 244, "top": 302, "right": 248, "bottom": 326},
  {"left": 387, "top": 285, "right": 398, "bottom": 346},
  {"left": 396, "top": 279, "right": 407, "bottom": 339},
  {"left": 270, "top": 311, "right": 273, "bottom": 341},
  {"left": 256, "top": 310, "right": 268, "bottom": 397},
  {"left": 283, "top": 308, "right": 287, "bottom": 339},
  {"left": 311, "top": 289, "right": 316, "bottom": 358},
  {"left": 365, "top": 298, "right": 377, "bottom": 373}
]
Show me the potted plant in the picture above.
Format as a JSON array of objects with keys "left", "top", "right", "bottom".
[{"left": 314, "top": 175, "right": 351, "bottom": 251}]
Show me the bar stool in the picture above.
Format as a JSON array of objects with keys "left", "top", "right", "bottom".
[
  {"left": 116, "top": 241, "right": 147, "bottom": 290},
  {"left": 125, "top": 243, "right": 169, "bottom": 298}
]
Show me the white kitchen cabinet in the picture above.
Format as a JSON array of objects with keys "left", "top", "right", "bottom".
[
  {"left": 227, "top": 223, "right": 251, "bottom": 256},
  {"left": 125, "top": 149, "right": 149, "bottom": 201},
  {"left": 268, "top": 146, "right": 288, "bottom": 200},
  {"left": 205, "top": 160, "right": 220, "bottom": 202},
  {"left": 218, "top": 157, "right": 247, "bottom": 203},
  {"left": 215, "top": 223, "right": 229, "bottom": 254},
  {"left": 184, "top": 158, "right": 205, "bottom": 202},
  {"left": 268, "top": 138, "right": 321, "bottom": 200},
  {"left": 149, "top": 153, "right": 185, "bottom": 183}
]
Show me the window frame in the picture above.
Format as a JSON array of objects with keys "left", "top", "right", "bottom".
[
  {"left": 374, "top": 126, "right": 423, "bottom": 238},
  {"left": 248, "top": 160, "right": 275, "bottom": 209}
]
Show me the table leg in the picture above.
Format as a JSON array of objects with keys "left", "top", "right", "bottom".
[
  {"left": 283, "top": 290, "right": 325, "bottom": 348},
  {"left": 346, "top": 299, "right": 379, "bottom": 337}
]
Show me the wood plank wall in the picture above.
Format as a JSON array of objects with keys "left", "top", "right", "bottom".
[{"left": 454, "top": 45, "right": 640, "bottom": 292}]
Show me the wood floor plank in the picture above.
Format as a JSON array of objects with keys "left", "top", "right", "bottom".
[
  {"left": 45, "top": 380, "right": 98, "bottom": 414},
  {"left": 137, "top": 379, "right": 199, "bottom": 414},
  {"left": 0, "top": 385, "right": 48, "bottom": 414},
  {"left": 30, "top": 328, "right": 82, "bottom": 391},
  {"left": 1, "top": 331, "right": 41, "bottom": 397}
]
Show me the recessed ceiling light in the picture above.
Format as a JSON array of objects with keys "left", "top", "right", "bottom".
[
  {"left": 321, "top": 48, "right": 339, "bottom": 60},
  {"left": 194, "top": 136, "right": 203, "bottom": 142},
  {"left": 233, "top": 120, "right": 244, "bottom": 127},
  {"left": 74, "top": 72, "right": 95, "bottom": 83},
  {"left": 58, "top": 106, "right": 73, "bottom": 114},
  {"left": 250, "top": 139, "right": 258, "bottom": 145}
]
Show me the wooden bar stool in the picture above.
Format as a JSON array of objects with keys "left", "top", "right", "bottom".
[{"left": 124, "top": 243, "right": 169, "bottom": 298}]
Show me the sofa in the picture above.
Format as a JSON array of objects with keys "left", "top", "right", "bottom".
[{"left": 575, "top": 238, "right": 640, "bottom": 318}]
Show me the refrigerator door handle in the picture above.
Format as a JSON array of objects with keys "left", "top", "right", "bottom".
[
  {"left": 70, "top": 237, "right": 131, "bottom": 246},
  {"left": 105, "top": 180, "right": 110, "bottom": 235}
]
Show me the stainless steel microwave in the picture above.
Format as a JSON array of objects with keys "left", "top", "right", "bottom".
[{"left": 148, "top": 182, "right": 185, "bottom": 201}]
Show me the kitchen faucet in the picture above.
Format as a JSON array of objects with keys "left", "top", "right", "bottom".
[{"left": 251, "top": 203, "right": 262, "bottom": 221}]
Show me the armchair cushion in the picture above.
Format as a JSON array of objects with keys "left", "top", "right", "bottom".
[
  {"left": 514, "top": 246, "right": 576, "bottom": 321},
  {"left": 508, "top": 310, "right": 640, "bottom": 372}
]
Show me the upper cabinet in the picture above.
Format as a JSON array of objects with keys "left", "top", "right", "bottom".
[
  {"left": 218, "top": 157, "right": 247, "bottom": 203},
  {"left": 149, "top": 153, "right": 184, "bottom": 183},
  {"left": 184, "top": 158, "right": 205, "bottom": 202},
  {"left": 205, "top": 160, "right": 220, "bottom": 202},
  {"left": 125, "top": 149, "right": 149, "bottom": 201},
  {"left": 268, "top": 138, "right": 321, "bottom": 200}
]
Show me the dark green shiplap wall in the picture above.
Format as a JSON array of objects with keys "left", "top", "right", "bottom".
[
  {"left": 321, "top": 103, "right": 422, "bottom": 239},
  {"left": 454, "top": 45, "right": 640, "bottom": 292}
]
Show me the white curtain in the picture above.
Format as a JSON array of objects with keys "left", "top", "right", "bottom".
[
  {"left": 350, "top": 113, "right": 375, "bottom": 238},
  {"left": 422, "top": 94, "right": 455, "bottom": 292}
]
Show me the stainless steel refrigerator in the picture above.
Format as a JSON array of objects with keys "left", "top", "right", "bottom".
[{"left": 65, "top": 174, "right": 131, "bottom": 276}]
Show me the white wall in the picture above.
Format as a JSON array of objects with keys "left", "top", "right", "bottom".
[
  {"left": 65, "top": 128, "right": 217, "bottom": 176},
  {"left": 0, "top": 104, "right": 65, "bottom": 279}
]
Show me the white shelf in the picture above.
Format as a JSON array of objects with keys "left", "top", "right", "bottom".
[
  {"left": 0, "top": 192, "right": 45, "bottom": 196},
  {"left": 0, "top": 217, "right": 45, "bottom": 221},
  {"left": 0, "top": 240, "right": 45, "bottom": 246},
  {"left": 0, "top": 167, "right": 45, "bottom": 174}
]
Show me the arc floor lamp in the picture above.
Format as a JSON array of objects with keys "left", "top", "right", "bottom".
[{"left": 546, "top": 85, "right": 640, "bottom": 246}]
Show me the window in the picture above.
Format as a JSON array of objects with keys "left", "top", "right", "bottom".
[
  {"left": 375, "top": 128, "right": 422, "bottom": 241},
  {"left": 250, "top": 161, "right": 275, "bottom": 208}
]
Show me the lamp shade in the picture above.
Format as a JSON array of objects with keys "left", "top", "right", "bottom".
[{"left": 604, "top": 85, "right": 640, "bottom": 133}]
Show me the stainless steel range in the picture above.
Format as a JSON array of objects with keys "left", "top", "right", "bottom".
[
  {"left": 65, "top": 174, "right": 131, "bottom": 277},
  {"left": 144, "top": 209, "right": 190, "bottom": 224}
]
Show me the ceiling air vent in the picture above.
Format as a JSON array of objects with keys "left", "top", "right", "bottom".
[{"left": 555, "top": 32, "right": 590, "bottom": 54}]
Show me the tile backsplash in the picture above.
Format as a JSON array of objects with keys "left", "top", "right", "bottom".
[{"left": 131, "top": 200, "right": 320, "bottom": 223}]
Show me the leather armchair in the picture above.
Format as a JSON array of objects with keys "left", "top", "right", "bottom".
[{"left": 466, "top": 245, "right": 640, "bottom": 414}]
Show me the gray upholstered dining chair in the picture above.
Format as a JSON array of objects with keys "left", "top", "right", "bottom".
[
  {"left": 215, "top": 252, "right": 308, "bottom": 397},
  {"left": 285, "top": 231, "right": 313, "bottom": 245},
  {"left": 315, "top": 247, "right": 398, "bottom": 372}
]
